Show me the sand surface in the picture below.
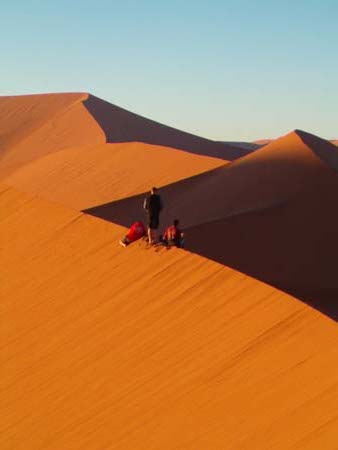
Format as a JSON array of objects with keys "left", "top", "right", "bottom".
[
  {"left": 1, "top": 185, "right": 337, "bottom": 450},
  {"left": 2, "top": 142, "right": 224, "bottom": 210},
  {"left": 86, "top": 131, "right": 338, "bottom": 317},
  {"left": 1, "top": 93, "right": 338, "bottom": 449}
]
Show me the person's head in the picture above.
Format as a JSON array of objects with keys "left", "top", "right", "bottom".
[
  {"left": 173, "top": 219, "right": 179, "bottom": 227},
  {"left": 151, "top": 187, "right": 158, "bottom": 194}
]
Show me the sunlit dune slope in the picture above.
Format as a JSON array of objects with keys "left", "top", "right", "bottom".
[
  {"left": 0, "top": 93, "right": 105, "bottom": 177},
  {"left": 0, "top": 92, "right": 248, "bottom": 180},
  {"left": 1, "top": 185, "right": 337, "bottom": 450},
  {"left": 86, "top": 130, "right": 338, "bottom": 318},
  {"left": 88, "top": 130, "right": 338, "bottom": 229},
  {"left": 2, "top": 142, "right": 224, "bottom": 210}
]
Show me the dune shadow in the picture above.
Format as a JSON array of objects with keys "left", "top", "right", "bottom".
[
  {"left": 83, "top": 95, "right": 252, "bottom": 161},
  {"left": 184, "top": 213, "right": 338, "bottom": 322},
  {"left": 85, "top": 190, "right": 337, "bottom": 322},
  {"left": 295, "top": 129, "right": 338, "bottom": 172}
]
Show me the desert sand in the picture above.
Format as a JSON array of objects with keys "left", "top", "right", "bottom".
[{"left": 1, "top": 93, "right": 337, "bottom": 449}]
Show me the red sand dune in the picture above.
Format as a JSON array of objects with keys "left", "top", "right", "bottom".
[
  {"left": 2, "top": 142, "right": 224, "bottom": 210},
  {"left": 1, "top": 92, "right": 338, "bottom": 449},
  {"left": 1, "top": 184, "right": 337, "bottom": 450},
  {"left": 0, "top": 93, "right": 105, "bottom": 177},
  {"left": 254, "top": 137, "right": 338, "bottom": 147},
  {"left": 0, "top": 93, "right": 249, "bottom": 180},
  {"left": 87, "top": 130, "right": 338, "bottom": 318}
]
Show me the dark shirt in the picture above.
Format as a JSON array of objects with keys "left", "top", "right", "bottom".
[{"left": 143, "top": 194, "right": 163, "bottom": 216}]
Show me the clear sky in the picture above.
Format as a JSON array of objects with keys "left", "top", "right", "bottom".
[{"left": 1, "top": 0, "right": 337, "bottom": 141}]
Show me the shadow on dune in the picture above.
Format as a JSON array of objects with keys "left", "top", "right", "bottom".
[
  {"left": 85, "top": 193, "right": 337, "bottom": 322},
  {"left": 185, "top": 209, "right": 338, "bottom": 322},
  {"left": 296, "top": 129, "right": 338, "bottom": 171},
  {"left": 84, "top": 132, "right": 338, "bottom": 322},
  {"left": 83, "top": 95, "right": 251, "bottom": 161}
]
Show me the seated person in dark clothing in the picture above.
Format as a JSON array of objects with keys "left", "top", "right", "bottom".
[
  {"left": 143, "top": 187, "right": 163, "bottom": 245},
  {"left": 162, "top": 219, "right": 184, "bottom": 248}
]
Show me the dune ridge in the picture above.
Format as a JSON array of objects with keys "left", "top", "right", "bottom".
[
  {"left": 86, "top": 130, "right": 338, "bottom": 319},
  {"left": 1, "top": 184, "right": 337, "bottom": 449},
  {"left": 0, "top": 92, "right": 250, "bottom": 180},
  {"left": 0, "top": 93, "right": 103, "bottom": 176},
  {"left": 2, "top": 142, "right": 225, "bottom": 210}
]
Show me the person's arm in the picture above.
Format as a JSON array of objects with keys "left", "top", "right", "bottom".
[{"left": 143, "top": 196, "right": 148, "bottom": 211}]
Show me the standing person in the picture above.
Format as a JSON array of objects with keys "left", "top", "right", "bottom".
[{"left": 143, "top": 187, "right": 163, "bottom": 245}]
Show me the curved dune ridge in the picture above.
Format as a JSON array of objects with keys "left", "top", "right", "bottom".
[
  {"left": 0, "top": 93, "right": 104, "bottom": 177},
  {"left": 0, "top": 92, "right": 249, "bottom": 179},
  {"left": 1, "top": 184, "right": 337, "bottom": 450},
  {"left": 2, "top": 142, "right": 225, "bottom": 210},
  {"left": 87, "top": 130, "right": 338, "bottom": 228},
  {"left": 87, "top": 130, "right": 338, "bottom": 318}
]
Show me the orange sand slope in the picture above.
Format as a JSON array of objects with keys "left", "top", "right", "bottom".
[
  {"left": 87, "top": 130, "right": 338, "bottom": 319},
  {"left": 0, "top": 93, "right": 249, "bottom": 179},
  {"left": 0, "top": 93, "right": 104, "bottom": 177},
  {"left": 88, "top": 130, "right": 338, "bottom": 230},
  {"left": 1, "top": 184, "right": 337, "bottom": 450},
  {"left": 2, "top": 142, "right": 224, "bottom": 210}
]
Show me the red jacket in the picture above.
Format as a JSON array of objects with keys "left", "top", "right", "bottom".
[
  {"left": 163, "top": 225, "right": 181, "bottom": 242},
  {"left": 127, "top": 221, "right": 146, "bottom": 242}
]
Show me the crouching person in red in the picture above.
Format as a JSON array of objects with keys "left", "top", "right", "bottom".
[
  {"left": 162, "top": 219, "right": 184, "bottom": 248},
  {"left": 119, "top": 221, "right": 146, "bottom": 247}
]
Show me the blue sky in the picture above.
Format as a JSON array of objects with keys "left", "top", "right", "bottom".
[{"left": 1, "top": 0, "right": 337, "bottom": 140}]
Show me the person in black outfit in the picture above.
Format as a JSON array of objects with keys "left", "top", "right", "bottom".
[{"left": 143, "top": 187, "right": 163, "bottom": 244}]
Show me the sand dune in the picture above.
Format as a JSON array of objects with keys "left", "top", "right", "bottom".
[
  {"left": 2, "top": 142, "right": 224, "bottom": 210},
  {"left": 254, "top": 137, "right": 338, "bottom": 147},
  {"left": 0, "top": 92, "right": 249, "bottom": 180},
  {"left": 0, "top": 93, "right": 104, "bottom": 177},
  {"left": 83, "top": 94, "right": 251, "bottom": 160},
  {"left": 1, "top": 184, "right": 337, "bottom": 450},
  {"left": 88, "top": 130, "right": 338, "bottom": 230},
  {"left": 1, "top": 91, "right": 337, "bottom": 449},
  {"left": 87, "top": 130, "right": 338, "bottom": 318}
]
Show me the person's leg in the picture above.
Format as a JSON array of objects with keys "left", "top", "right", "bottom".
[
  {"left": 152, "top": 228, "right": 159, "bottom": 244},
  {"left": 147, "top": 227, "right": 153, "bottom": 244},
  {"left": 119, "top": 236, "right": 130, "bottom": 247}
]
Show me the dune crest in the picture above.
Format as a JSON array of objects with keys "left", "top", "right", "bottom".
[
  {"left": 2, "top": 142, "right": 225, "bottom": 209},
  {"left": 86, "top": 129, "right": 338, "bottom": 319},
  {"left": 0, "top": 92, "right": 250, "bottom": 180}
]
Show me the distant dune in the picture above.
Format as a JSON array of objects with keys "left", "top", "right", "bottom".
[
  {"left": 2, "top": 142, "right": 224, "bottom": 210},
  {"left": 1, "top": 184, "right": 337, "bottom": 450},
  {"left": 0, "top": 93, "right": 248, "bottom": 179},
  {"left": 1, "top": 92, "right": 337, "bottom": 449},
  {"left": 254, "top": 137, "right": 338, "bottom": 147},
  {"left": 219, "top": 141, "right": 262, "bottom": 151}
]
